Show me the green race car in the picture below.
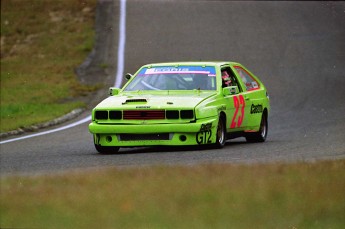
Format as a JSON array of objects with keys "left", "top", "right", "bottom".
[{"left": 89, "top": 62, "right": 270, "bottom": 154}]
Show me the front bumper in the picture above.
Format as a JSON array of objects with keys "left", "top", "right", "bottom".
[{"left": 89, "top": 116, "right": 218, "bottom": 147}]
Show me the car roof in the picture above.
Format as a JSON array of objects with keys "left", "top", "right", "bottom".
[{"left": 142, "top": 61, "right": 241, "bottom": 68}]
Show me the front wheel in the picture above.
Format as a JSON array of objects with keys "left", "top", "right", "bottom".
[
  {"left": 95, "top": 144, "right": 120, "bottom": 154},
  {"left": 215, "top": 116, "right": 226, "bottom": 148},
  {"left": 246, "top": 113, "right": 268, "bottom": 143}
]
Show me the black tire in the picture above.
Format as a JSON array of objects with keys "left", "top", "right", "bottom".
[
  {"left": 215, "top": 116, "right": 226, "bottom": 148},
  {"left": 95, "top": 144, "right": 120, "bottom": 154},
  {"left": 246, "top": 113, "right": 268, "bottom": 143}
]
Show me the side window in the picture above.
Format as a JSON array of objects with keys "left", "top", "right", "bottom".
[
  {"left": 221, "top": 67, "right": 243, "bottom": 92},
  {"left": 234, "top": 66, "right": 260, "bottom": 91}
]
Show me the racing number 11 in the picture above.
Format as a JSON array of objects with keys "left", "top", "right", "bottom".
[{"left": 230, "top": 95, "right": 245, "bottom": 128}]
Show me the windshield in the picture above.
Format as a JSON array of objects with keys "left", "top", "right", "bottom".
[{"left": 123, "top": 66, "right": 217, "bottom": 91}]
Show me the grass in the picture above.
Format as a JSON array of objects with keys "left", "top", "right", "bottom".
[
  {"left": 1, "top": 160, "right": 344, "bottom": 228},
  {"left": 0, "top": 0, "right": 97, "bottom": 132}
]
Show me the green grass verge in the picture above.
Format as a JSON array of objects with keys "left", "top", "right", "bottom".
[
  {"left": 0, "top": 0, "right": 97, "bottom": 132},
  {"left": 1, "top": 160, "right": 344, "bottom": 228}
]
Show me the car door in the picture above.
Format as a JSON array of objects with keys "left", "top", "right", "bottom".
[
  {"left": 231, "top": 65, "right": 263, "bottom": 130},
  {"left": 221, "top": 66, "right": 249, "bottom": 132}
]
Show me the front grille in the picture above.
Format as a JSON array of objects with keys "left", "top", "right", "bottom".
[
  {"left": 109, "top": 111, "right": 122, "bottom": 119},
  {"left": 119, "top": 133, "right": 170, "bottom": 141},
  {"left": 95, "top": 109, "right": 194, "bottom": 121},
  {"left": 95, "top": 110, "right": 108, "bottom": 120},
  {"left": 180, "top": 110, "right": 194, "bottom": 119},
  {"left": 166, "top": 110, "right": 179, "bottom": 119},
  {"left": 123, "top": 110, "right": 165, "bottom": 120}
]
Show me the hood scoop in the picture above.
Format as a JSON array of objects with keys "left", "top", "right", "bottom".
[{"left": 122, "top": 98, "right": 147, "bottom": 104}]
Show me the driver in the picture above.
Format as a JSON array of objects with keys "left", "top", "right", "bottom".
[{"left": 222, "top": 70, "right": 232, "bottom": 87}]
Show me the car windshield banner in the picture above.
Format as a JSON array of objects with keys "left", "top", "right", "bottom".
[{"left": 138, "top": 66, "right": 216, "bottom": 77}]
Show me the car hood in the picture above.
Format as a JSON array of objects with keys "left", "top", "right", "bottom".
[{"left": 95, "top": 91, "right": 217, "bottom": 109}]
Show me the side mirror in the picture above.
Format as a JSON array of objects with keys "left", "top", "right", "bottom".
[
  {"left": 109, "top": 87, "right": 120, "bottom": 96},
  {"left": 222, "top": 86, "right": 239, "bottom": 96},
  {"left": 125, "top": 73, "right": 133, "bottom": 80}
]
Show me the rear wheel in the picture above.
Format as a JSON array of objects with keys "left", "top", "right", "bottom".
[
  {"left": 246, "top": 113, "right": 268, "bottom": 143},
  {"left": 215, "top": 116, "right": 226, "bottom": 148},
  {"left": 95, "top": 144, "right": 120, "bottom": 154}
]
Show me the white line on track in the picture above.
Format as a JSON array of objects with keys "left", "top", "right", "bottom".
[
  {"left": 0, "top": 0, "right": 127, "bottom": 145},
  {"left": 115, "top": 0, "right": 127, "bottom": 88},
  {"left": 0, "top": 116, "right": 92, "bottom": 144}
]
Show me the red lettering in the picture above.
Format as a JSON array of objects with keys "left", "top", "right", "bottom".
[{"left": 230, "top": 95, "right": 246, "bottom": 128}]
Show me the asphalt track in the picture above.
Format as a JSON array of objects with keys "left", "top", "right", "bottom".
[{"left": 1, "top": 1, "right": 345, "bottom": 176}]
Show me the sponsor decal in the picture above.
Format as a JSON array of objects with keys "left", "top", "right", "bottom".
[
  {"left": 196, "top": 122, "right": 213, "bottom": 144},
  {"left": 146, "top": 68, "right": 190, "bottom": 74},
  {"left": 200, "top": 123, "right": 212, "bottom": 132},
  {"left": 252, "top": 81, "right": 259, "bottom": 88},
  {"left": 136, "top": 106, "right": 151, "bottom": 109},
  {"left": 196, "top": 130, "right": 212, "bottom": 145},
  {"left": 250, "top": 104, "right": 263, "bottom": 114}
]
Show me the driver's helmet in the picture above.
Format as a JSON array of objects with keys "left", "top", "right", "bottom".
[{"left": 222, "top": 71, "right": 231, "bottom": 86}]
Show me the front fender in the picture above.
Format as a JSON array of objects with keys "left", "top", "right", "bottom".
[{"left": 195, "top": 106, "right": 218, "bottom": 119}]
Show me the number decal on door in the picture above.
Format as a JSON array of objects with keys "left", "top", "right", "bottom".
[{"left": 230, "top": 95, "right": 245, "bottom": 128}]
